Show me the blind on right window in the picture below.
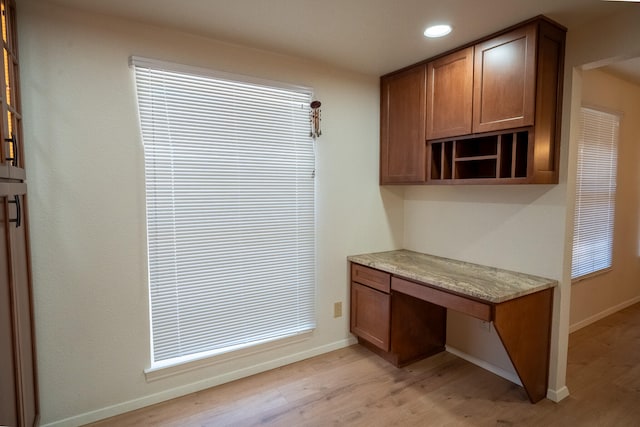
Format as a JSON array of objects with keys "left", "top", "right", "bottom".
[{"left": 572, "top": 107, "right": 620, "bottom": 280}]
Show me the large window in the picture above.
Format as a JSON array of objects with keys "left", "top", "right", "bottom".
[
  {"left": 572, "top": 107, "right": 620, "bottom": 280},
  {"left": 132, "top": 57, "right": 316, "bottom": 367}
]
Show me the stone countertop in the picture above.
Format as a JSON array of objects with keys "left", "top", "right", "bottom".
[{"left": 347, "top": 250, "right": 557, "bottom": 304}]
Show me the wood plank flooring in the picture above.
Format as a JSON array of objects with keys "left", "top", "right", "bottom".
[{"left": 87, "top": 303, "right": 640, "bottom": 426}]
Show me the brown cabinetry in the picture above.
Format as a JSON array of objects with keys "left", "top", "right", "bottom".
[
  {"left": 381, "top": 16, "right": 565, "bottom": 185},
  {"left": 350, "top": 263, "right": 446, "bottom": 367},
  {"left": 473, "top": 24, "right": 536, "bottom": 133},
  {"left": 429, "top": 130, "right": 530, "bottom": 182},
  {"left": 0, "top": 1, "right": 38, "bottom": 425},
  {"left": 350, "top": 263, "right": 390, "bottom": 350},
  {"left": 348, "top": 254, "right": 555, "bottom": 403},
  {"left": 1, "top": 184, "right": 37, "bottom": 427},
  {"left": 426, "top": 47, "right": 473, "bottom": 140},
  {"left": 0, "top": 0, "right": 24, "bottom": 181},
  {"left": 350, "top": 282, "right": 390, "bottom": 351},
  {"left": 380, "top": 65, "right": 426, "bottom": 184}
]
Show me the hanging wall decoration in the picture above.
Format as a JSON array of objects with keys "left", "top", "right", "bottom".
[{"left": 310, "top": 100, "right": 322, "bottom": 139}]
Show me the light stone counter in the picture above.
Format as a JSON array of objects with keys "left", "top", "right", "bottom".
[{"left": 347, "top": 249, "right": 557, "bottom": 303}]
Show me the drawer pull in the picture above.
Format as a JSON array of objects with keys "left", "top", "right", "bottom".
[{"left": 8, "top": 194, "right": 21, "bottom": 228}]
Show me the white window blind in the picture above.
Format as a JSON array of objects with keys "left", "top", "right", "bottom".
[
  {"left": 131, "top": 57, "right": 316, "bottom": 366},
  {"left": 572, "top": 107, "right": 619, "bottom": 280}
]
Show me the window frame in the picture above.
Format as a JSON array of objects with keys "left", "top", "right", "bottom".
[
  {"left": 131, "top": 57, "right": 317, "bottom": 371},
  {"left": 571, "top": 105, "right": 620, "bottom": 282}
]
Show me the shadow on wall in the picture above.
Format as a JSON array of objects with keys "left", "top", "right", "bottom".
[{"left": 402, "top": 184, "right": 560, "bottom": 206}]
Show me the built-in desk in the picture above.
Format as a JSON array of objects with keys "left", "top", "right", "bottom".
[{"left": 347, "top": 250, "right": 557, "bottom": 403}]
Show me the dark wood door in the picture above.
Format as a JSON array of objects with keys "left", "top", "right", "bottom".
[
  {"left": 0, "top": 183, "right": 37, "bottom": 427},
  {"left": 350, "top": 282, "right": 390, "bottom": 351},
  {"left": 11, "top": 192, "right": 37, "bottom": 427},
  {"left": 473, "top": 23, "right": 536, "bottom": 133},
  {"left": 0, "top": 190, "right": 18, "bottom": 427},
  {"left": 380, "top": 64, "right": 427, "bottom": 184},
  {"left": 426, "top": 47, "right": 473, "bottom": 140}
]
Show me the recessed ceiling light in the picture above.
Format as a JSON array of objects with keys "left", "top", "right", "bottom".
[{"left": 424, "top": 24, "right": 452, "bottom": 38}]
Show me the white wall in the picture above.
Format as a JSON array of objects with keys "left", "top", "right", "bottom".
[
  {"left": 19, "top": 2, "right": 403, "bottom": 425},
  {"left": 569, "top": 69, "right": 640, "bottom": 330}
]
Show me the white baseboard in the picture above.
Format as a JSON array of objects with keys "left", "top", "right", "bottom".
[
  {"left": 546, "top": 385, "right": 570, "bottom": 402},
  {"left": 446, "top": 346, "right": 574, "bottom": 403},
  {"left": 41, "top": 337, "right": 357, "bottom": 427},
  {"left": 445, "top": 345, "right": 522, "bottom": 387},
  {"left": 569, "top": 295, "right": 640, "bottom": 333}
]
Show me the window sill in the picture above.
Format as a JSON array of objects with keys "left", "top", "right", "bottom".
[
  {"left": 572, "top": 267, "right": 612, "bottom": 284},
  {"left": 144, "top": 330, "right": 314, "bottom": 382}
]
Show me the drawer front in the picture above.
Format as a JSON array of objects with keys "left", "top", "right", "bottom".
[
  {"left": 351, "top": 282, "right": 390, "bottom": 351},
  {"left": 391, "top": 277, "right": 492, "bottom": 321},
  {"left": 351, "top": 263, "right": 390, "bottom": 293}
]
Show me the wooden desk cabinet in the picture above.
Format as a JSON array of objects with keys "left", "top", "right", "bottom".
[
  {"left": 350, "top": 264, "right": 391, "bottom": 351},
  {"left": 349, "top": 254, "right": 555, "bottom": 404},
  {"left": 351, "top": 264, "right": 446, "bottom": 367}
]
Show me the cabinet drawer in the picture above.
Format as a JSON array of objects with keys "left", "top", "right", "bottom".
[
  {"left": 391, "top": 277, "right": 492, "bottom": 321},
  {"left": 351, "top": 263, "right": 390, "bottom": 293}
]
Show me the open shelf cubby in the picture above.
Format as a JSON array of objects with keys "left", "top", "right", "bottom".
[{"left": 428, "top": 129, "right": 530, "bottom": 183}]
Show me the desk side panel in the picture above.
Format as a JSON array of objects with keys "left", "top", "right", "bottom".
[{"left": 493, "top": 288, "right": 553, "bottom": 403}]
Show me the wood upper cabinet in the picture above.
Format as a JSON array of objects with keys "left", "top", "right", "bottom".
[
  {"left": 381, "top": 16, "right": 565, "bottom": 185},
  {"left": 427, "top": 25, "right": 537, "bottom": 139},
  {"left": 0, "top": 0, "right": 24, "bottom": 181},
  {"left": 380, "top": 64, "right": 427, "bottom": 184},
  {"left": 473, "top": 23, "right": 536, "bottom": 133},
  {"left": 426, "top": 47, "right": 474, "bottom": 140}
]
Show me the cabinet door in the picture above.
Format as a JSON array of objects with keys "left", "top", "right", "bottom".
[
  {"left": 10, "top": 192, "right": 37, "bottom": 427},
  {"left": 380, "top": 64, "right": 427, "bottom": 184},
  {"left": 350, "top": 282, "right": 390, "bottom": 351},
  {"left": 0, "top": 190, "right": 18, "bottom": 427},
  {"left": 0, "top": 183, "right": 37, "bottom": 427},
  {"left": 473, "top": 23, "right": 537, "bottom": 133},
  {"left": 0, "top": 0, "right": 25, "bottom": 180},
  {"left": 426, "top": 47, "right": 473, "bottom": 140}
]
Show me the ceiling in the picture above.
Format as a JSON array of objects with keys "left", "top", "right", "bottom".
[{"left": 38, "top": 0, "right": 636, "bottom": 76}]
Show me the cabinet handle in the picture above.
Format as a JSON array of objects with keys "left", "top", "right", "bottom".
[
  {"left": 5, "top": 136, "right": 17, "bottom": 166},
  {"left": 8, "top": 194, "right": 21, "bottom": 228}
]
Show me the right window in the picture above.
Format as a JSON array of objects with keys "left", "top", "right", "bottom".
[{"left": 572, "top": 107, "right": 620, "bottom": 280}]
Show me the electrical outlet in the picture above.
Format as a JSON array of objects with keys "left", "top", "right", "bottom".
[{"left": 333, "top": 302, "right": 342, "bottom": 318}]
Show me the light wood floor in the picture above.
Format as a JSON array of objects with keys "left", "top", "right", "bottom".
[{"left": 88, "top": 303, "right": 640, "bottom": 426}]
